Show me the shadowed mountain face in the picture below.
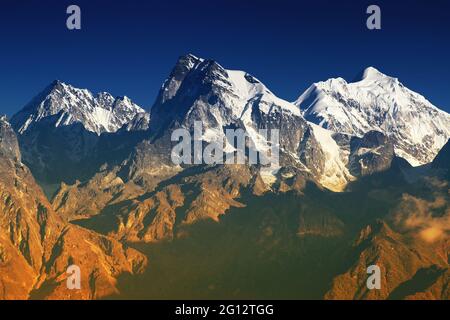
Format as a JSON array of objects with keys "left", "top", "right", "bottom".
[
  {"left": 433, "top": 140, "right": 450, "bottom": 173},
  {"left": 2, "top": 55, "right": 450, "bottom": 300},
  {"left": 105, "top": 165, "right": 449, "bottom": 300},
  {"left": 9, "top": 82, "right": 150, "bottom": 191}
]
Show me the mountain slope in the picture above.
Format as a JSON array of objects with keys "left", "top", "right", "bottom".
[
  {"left": 50, "top": 56, "right": 403, "bottom": 226},
  {"left": 433, "top": 139, "right": 450, "bottom": 170},
  {"left": 2, "top": 55, "right": 449, "bottom": 300},
  {"left": 0, "top": 117, "right": 147, "bottom": 299},
  {"left": 149, "top": 54, "right": 360, "bottom": 191},
  {"left": 295, "top": 67, "right": 450, "bottom": 166},
  {"left": 325, "top": 221, "right": 449, "bottom": 300},
  {"left": 9, "top": 82, "right": 151, "bottom": 187}
]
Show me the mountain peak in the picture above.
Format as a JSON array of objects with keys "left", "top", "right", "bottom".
[
  {"left": 362, "top": 66, "right": 382, "bottom": 77},
  {"left": 356, "top": 66, "right": 390, "bottom": 82},
  {"left": 155, "top": 54, "right": 224, "bottom": 107},
  {"left": 176, "top": 53, "right": 205, "bottom": 70},
  {"left": 184, "top": 53, "right": 203, "bottom": 61},
  {"left": 51, "top": 79, "right": 65, "bottom": 86},
  {"left": 11, "top": 81, "right": 148, "bottom": 135},
  {"left": 48, "top": 79, "right": 80, "bottom": 93},
  {"left": 175, "top": 54, "right": 229, "bottom": 75},
  {"left": 295, "top": 68, "right": 450, "bottom": 166}
]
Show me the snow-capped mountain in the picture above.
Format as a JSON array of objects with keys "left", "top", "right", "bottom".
[
  {"left": 294, "top": 67, "right": 450, "bottom": 166},
  {"left": 8, "top": 81, "right": 150, "bottom": 186},
  {"left": 151, "top": 54, "right": 301, "bottom": 135},
  {"left": 149, "top": 54, "right": 362, "bottom": 191},
  {"left": 9, "top": 56, "right": 445, "bottom": 193},
  {"left": 11, "top": 80, "right": 148, "bottom": 135}
]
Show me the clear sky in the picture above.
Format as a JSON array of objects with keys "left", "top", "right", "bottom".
[{"left": 1, "top": 0, "right": 449, "bottom": 116}]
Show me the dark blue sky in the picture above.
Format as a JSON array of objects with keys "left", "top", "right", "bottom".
[{"left": 1, "top": 0, "right": 449, "bottom": 116}]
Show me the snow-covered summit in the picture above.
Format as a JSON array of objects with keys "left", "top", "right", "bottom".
[
  {"left": 151, "top": 53, "right": 304, "bottom": 160},
  {"left": 359, "top": 66, "right": 391, "bottom": 81},
  {"left": 11, "top": 80, "right": 149, "bottom": 135},
  {"left": 152, "top": 53, "right": 301, "bottom": 130},
  {"left": 150, "top": 54, "right": 357, "bottom": 191},
  {"left": 294, "top": 67, "right": 450, "bottom": 166}
]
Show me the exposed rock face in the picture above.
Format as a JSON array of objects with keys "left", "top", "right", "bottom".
[
  {"left": 0, "top": 116, "right": 21, "bottom": 161},
  {"left": 51, "top": 166, "right": 144, "bottom": 220},
  {"left": 148, "top": 54, "right": 359, "bottom": 191},
  {"left": 77, "top": 165, "right": 260, "bottom": 243},
  {"left": 122, "top": 138, "right": 182, "bottom": 190},
  {"left": 9, "top": 81, "right": 150, "bottom": 187},
  {"left": 348, "top": 131, "right": 395, "bottom": 177},
  {"left": 32, "top": 225, "right": 147, "bottom": 300},
  {"left": 325, "top": 221, "right": 449, "bottom": 300},
  {"left": 325, "top": 170, "right": 450, "bottom": 300},
  {"left": 47, "top": 55, "right": 445, "bottom": 253},
  {"left": 11, "top": 56, "right": 419, "bottom": 195},
  {"left": 0, "top": 118, "right": 147, "bottom": 299},
  {"left": 3, "top": 55, "right": 449, "bottom": 300}
]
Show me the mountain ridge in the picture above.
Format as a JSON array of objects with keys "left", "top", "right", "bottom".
[
  {"left": 1, "top": 55, "right": 449, "bottom": 300},
  {"left": 10, "top": 55, "right": 446, "bottom": 193},
  {"left": 11, "top": 80, "right": 149, "bottom": 135},
  {"left": 0, "top": 117, "right": 147, "bottom": 299}
]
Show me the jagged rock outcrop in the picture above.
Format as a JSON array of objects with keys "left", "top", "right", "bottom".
[
  {"left": 147, "top": 54, "right": 360, "bottom": 191},
  {"left": 0, "top": 118, "right": 147, "bottom": 299},
  {"left": 9, "top": 81, "right": 150, "bottom": 187},
  {"left": 325, "top": 220, "right": 449, "bottom": 300},
  {"left": 0, "top": 116, "right": 21, "bottom": 161},
  {"left": 77, "top": 165, "right": 262, "bottom": 243},
  {"left": 348, "top": 131, "right": 395, "bottom": 176},
  {"left": 11, "top": 80, "right": 147, "bottom": 135}
]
